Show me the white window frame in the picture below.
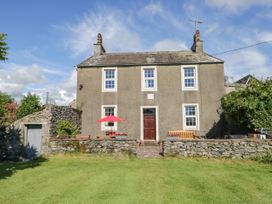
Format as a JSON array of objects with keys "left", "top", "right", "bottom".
[
  {"left": 102, "top": 67, "right": 118, "bottom": 92},
  {"left": 101, "top": 105, "right": 118, "bottom": 131},
  {"left": 182, "top": 103, "right": 199, "bottom": 130},
  {"left": 181, "top": 65, "right": 198, "bottom": 91},
  {"left": 141, "top": 66, "right": 157, "bottom": 91}
]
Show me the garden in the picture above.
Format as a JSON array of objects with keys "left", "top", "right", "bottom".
[{"left": 0, "top": 154, "right": 271, "bottom": 204}]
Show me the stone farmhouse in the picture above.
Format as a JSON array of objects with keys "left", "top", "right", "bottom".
[{"left": 76, "top": 31, "right": 225, "bottom": 141}]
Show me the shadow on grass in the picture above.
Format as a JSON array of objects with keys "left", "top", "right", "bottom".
[{"left": 0, "top": 156, "right": 47, "bottom": 180}]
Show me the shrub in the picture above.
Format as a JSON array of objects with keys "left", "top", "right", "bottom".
[
  {"left": 56, "top": 120, "right": 79, "bottom": 138},
  {"left": 0, "top": 127, "right": 24, "bottom": 162},
  {"left": 221, "top": 79, "right": 272, "bottom": 131}
]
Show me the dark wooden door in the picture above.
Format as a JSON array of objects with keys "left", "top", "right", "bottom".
[{"left": 143, "top": 108, "right": 156, "bottom": 140}]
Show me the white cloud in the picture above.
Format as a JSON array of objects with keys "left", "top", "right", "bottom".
[
  {"left": 141, "top": 2, "right": 164, "bottom": 15},
  {"left": 0, "top": 62, "right": 74, "bottom": 105},
  {"left": 152, "top": 40, "right": 188, "bottom": 51},
  {"left": 255, "top": 31, "right": 272, "bottom": 42},
  {"left": 57, "top": 70, "right": 77, "bottom": 105},
  {"left": 34, "top": 70, "right": 77, "bottom": 106},
  {"left": 60, "top": 8, "right": 142, "bottom": 56},
  {"left": 140, "top": 2, "right": 186, "bottom": 32},
  {"left": 223, "top": 49, "right": 271, "bottom": 80},
  {"left": 0, "top": 63, "right": 47, "bottom": 98},
  {"left": 205, "top": 0, "right": 272, "bottom": 13}
]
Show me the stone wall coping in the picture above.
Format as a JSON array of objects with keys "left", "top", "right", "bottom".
[
  {"left": 50, "top": 138, "right": 138, "bottom": 142},
  {"left": 163, "top": 139, "right": 272, "bottom": 142}
]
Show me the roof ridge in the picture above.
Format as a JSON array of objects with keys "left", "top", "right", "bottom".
[{"left": 104, "top": 50, "right": 192, "bottom": 55}]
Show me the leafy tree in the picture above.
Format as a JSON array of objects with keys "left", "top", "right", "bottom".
[
  {"left": 221, "top": 79, "right": 272, "bottom": 131},
  {"left": 16, "top": 93, "right": 42, "bottom": 119},
  {"left": 0, "top": 33, "right": 8, "bottom": 61},
  {"left": 0, "top": 92, "right": 15, "bottom": 130}
]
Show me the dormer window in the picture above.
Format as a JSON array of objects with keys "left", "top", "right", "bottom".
[{"left": 102, "top": 68, "right": 117, "bottom": 92}]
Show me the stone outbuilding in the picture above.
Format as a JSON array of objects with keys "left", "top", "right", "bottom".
[{"left": 13, "top": 105, "right": 81, "bottom": 154}]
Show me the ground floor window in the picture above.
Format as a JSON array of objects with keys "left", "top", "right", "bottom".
[
  {"left": 101, "top": 105, "right": 117, "bottom": 131},
  {"left": 183, "top": 104, "right": 199, "bottom": 130}
]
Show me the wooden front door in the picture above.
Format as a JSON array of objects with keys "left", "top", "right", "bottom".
[{"left": 143, "top": 108, "right": 156, "bottom": 140}]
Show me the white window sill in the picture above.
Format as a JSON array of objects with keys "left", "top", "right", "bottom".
[
  {"left": 102, "top": 89, "right": 117, "bottom": 92},
  {"left": 182, "top": 88, "right": 198, "bottom": 91}
]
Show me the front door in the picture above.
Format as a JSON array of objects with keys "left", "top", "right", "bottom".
[{"left": 143, "top": 108, "right": 156, "bottom": 140}]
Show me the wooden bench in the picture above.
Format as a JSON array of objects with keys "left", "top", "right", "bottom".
[{"left": 168, "top": 130, "right": 196, "bottom": 139}]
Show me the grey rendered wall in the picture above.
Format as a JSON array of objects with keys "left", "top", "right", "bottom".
[{"left": 77, "top": 63, "right": 224, "bottom": 140}]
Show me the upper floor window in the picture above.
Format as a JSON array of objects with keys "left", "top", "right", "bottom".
[
  {"left": 102, "top": 68, "right": 117, "bottom": 92},
  {"left": 182, "top": 65, "right": 198, "bottom": 91},
  {"left": 183, "top": 104, "right": 199, "bottom": 130},
  {"left": 141, "top": 66, "right": 157, "bottom": 91}
]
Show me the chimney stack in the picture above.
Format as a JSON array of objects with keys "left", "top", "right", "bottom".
[
  {"left": 93, "top": 33, "right": 106, "bottom": 56},
  {"left": 191, "top": 30, "right": 203, "bottom": 53}
]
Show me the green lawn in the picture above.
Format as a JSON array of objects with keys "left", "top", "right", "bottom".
[{"left": 0, "top": 155, "right": 271, "bottom": 204}]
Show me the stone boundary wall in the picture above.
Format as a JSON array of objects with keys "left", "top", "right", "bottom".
[
  {"left": 48, "top": 139, "right": 138, "bottom": 155},
  {"left": 50, "top": 106, "right": 81, "bottom": 136},
  {"left": 163, "top": 139, "right": 272, "bottom": 159}
]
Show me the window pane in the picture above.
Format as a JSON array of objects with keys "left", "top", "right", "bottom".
[
  {"left": 105, "top": 69, "right": 115, "bottom": 79},
  {"left": 186, "top": 117, "right": 196, "bottom": 126},
  {"left": 105, "top": 80, "right": 115, "bottom": 89},
  {"left": 105, "top": 107, "right": 115, "bottom": 116},
  {"left": 103, "top": 106, "right": 116, "bottom": 128},
  {"left": 184, "top": 68, "right": 194, "bottom": 77},
  {"left": 144, "top": 69, "right": 154, "bottom": 78},
  {"left": 185, "top": 106, "right": 196, "bottom": 116},
  {"left": 185, "top": 79, "right": 195, "bottom": 87},
  {"left": 145, "top": 79, "right": 154, "bottom": 88}
]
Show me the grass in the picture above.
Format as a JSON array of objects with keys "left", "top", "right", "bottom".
[{"left": 0, "top": 154, "right": 271, "bottom": 204}]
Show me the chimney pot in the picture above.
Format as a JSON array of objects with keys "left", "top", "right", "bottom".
[
  {"left": 97, "top": 33, "right": 102, "bottom": 45},
  {"left": 191, "top": 30, "right": 203, "bottom": 53},
  {"left": 93, "top": 33, "right": 106, "bottom": 56}
]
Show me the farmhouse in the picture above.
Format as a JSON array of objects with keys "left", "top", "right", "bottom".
[{"left": 76, "top": 31, "right": 225, "bottom": 141}]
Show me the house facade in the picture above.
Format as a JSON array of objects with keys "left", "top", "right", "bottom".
[{"left": 77, "top": 31, "right": 225, "bottom": 141}]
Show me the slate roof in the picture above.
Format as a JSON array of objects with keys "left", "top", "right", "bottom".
[
  {"left": 77, "top": 51, "right": 223, "bottom": 68},
  {"left": 235, "top": 74, "right": 256, "bottom": 85}
]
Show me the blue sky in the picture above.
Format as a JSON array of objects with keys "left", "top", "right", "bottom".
[{"left": 0, "top": 0, "right": 272, "bottom": 105}]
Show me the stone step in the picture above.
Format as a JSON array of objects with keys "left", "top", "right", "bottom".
[
  {"left": 136, "top": 145, "right": 162, "bottom": 158},
  {"left": 140, "top": 141, "right": 160, "bottom": 146}
]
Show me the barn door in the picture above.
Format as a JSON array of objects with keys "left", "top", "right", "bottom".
[{"left": 26, "top": 124, "right": 42, "bottom": 153}]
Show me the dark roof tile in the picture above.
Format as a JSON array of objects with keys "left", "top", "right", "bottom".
[{"left": 77, "top": 51, "right": 223, "bottom": 68}]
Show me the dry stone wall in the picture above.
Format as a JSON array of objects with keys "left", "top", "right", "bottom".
[
  {"left": 49, "top": 139, "right": 137, "bottom": 155},
  {"left": 163, "top": 139, "right": 272, "bottom": 159},
  {"left": 50, "top": 106, "right": 81, "bottom": 136}
]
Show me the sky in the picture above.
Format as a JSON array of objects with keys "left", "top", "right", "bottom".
[{"left": 0, "top": 0, "right": 272, "bottom": 105}]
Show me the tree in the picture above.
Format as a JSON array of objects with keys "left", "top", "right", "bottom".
[
  {"left": 0, "top": 33, "right": 8, "bottom": 61},
  {"left": 16, "top": 93, "right": 43, "bottom": 119},
  {"left": 0, "top": 92, "right": 15, "bottom": 130},
  {"left": 221, "top": 79, "right": 272, "bottom": 131}
]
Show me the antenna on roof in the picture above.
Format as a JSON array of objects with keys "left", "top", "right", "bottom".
[
  {"left": 46, "top": 92, "right": 49, "bottom": 105},
  {"left": 189, "top": 19, "right": 203, "bottom": 31}
]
